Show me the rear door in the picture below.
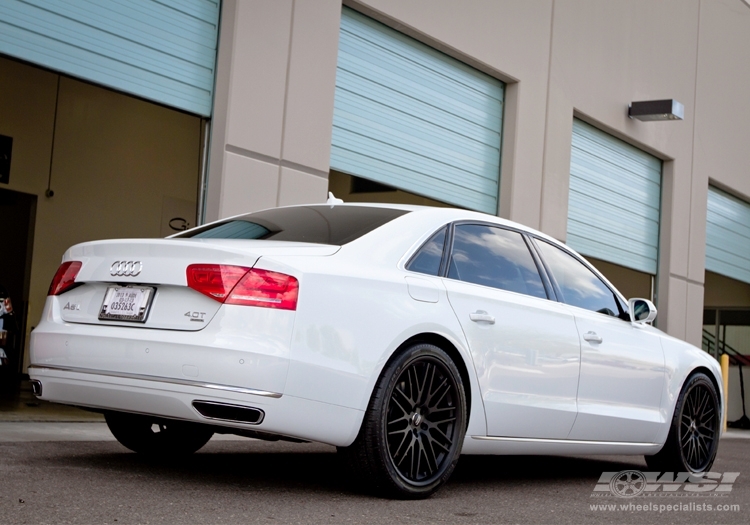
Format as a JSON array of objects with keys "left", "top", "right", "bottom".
[{"left": 441, "top": 223, "right": 581, "bottom": 438}]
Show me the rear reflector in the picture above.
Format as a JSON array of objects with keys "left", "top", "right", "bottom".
[
  {"left": 186, "top": 265, "right": 298, "bottom": 310},
  {"left": 48, "top": 261, "right": 82, "bottom": 296}
]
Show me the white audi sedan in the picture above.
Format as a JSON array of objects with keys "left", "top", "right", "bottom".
[{"left": 30, "top": 203, "right": 723, "bottom": 498}]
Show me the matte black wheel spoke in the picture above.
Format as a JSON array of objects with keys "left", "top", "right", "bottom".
[
  {"left": 423, "top": 374, "right": 446, "bottom": 408},
  {"left": 390, "top": 389, "right": 413, "bottom": 419},
  {"left": 416, "top": 363, "right": 431, "bottom": 405},
  {"left": 425, "top": 407, "right": 456, "bottom": 425},
  {"left": 421, "top": 435, "right": 438, "bottom": 475},
  {"left": 425, "top": 431, "right": 451, "bottom": 454}
]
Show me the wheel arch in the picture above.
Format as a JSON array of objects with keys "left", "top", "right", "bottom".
[
  {"left": 688, "top": 365, "right": 724, "bottom": 417},
  {"left": 387, "top": 332, "right": 473, "bottom": 423}
]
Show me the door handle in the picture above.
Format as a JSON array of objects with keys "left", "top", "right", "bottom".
[
  {"left": 583, "top": 331, "right": 603, "bottom": 344},
  {"left": 470, "top": 311, "right": 495, "bottom": 324}
]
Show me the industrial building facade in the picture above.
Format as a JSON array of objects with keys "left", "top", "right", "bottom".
[{"left": 1, "top": 0, "right": 749, "bottom": 419}]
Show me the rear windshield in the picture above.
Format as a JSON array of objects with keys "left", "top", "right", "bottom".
[{"left": 176, "top": 205, "right": 410, "bottom": 245}]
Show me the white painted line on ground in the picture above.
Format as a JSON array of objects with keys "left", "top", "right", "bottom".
[{"left": 723, "top": 430, "right": 750, "bottom": 439}]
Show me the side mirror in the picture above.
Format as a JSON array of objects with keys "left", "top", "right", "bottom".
[{"left": 628, "top": 298, "right": 657, "bottom": 324}]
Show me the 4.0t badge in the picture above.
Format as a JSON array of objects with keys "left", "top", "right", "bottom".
[{"left": 185, "top": 311, "right": 206, "bottom": 322}]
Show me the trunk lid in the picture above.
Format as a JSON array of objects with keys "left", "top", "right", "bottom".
[{"left": 56, "top": 238, "right": 337, "bottom": 330}]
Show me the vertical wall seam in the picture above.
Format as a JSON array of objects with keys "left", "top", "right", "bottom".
[
  {"left": 45, "top": 75, "right": 62, "bottom": 196},
  {"left": 277, "top": 0, "right": 297, "bottom": 206},
  {"left": 686, "top": 0, "right": 703, "bottom": 335},
  {"left": 539, "top": 0, "right": 556, "bottom": 230}
]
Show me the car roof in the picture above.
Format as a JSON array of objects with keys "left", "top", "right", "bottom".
[
  {"left": 315, "top": 202, "right": 561, "bottom": 243},
  {"left": 217, "top": 201, "right": 562, "bottom": 246}
]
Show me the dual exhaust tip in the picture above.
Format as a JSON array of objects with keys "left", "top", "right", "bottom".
[{"left": 192, "top": 400, "right": 264, "bottom": 425}]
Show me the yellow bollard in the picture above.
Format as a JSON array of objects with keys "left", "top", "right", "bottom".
[{"left": 720, "top": 354, "right": 730, "bottom": 432}]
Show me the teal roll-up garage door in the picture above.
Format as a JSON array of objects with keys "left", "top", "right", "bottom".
[
  {"left": 0, "top": 0, "right": 219, "bottom": 116},
  {"left": 706, "top": 186, "right": 750, "bottom": 284},
  {"left": 331, "top": 8, "right": 504, "bottom": 214},
  {"left": 567, "top": 119, "right": 662, "bottom": 274}
]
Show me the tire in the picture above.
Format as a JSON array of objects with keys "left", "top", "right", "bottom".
[
  {"left": 105, "top": 411, "right": 214, "bottom": 456},
  {"left": 338, "top": 343, "right": 467, "bottom": 499},
  {"left": 645, "top": 372, "right": 720, "bottom": 474}
]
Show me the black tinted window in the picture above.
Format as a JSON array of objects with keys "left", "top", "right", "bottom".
[
  {"left": 535, "top": 240, "right": 620, "bottom": 316},
  {"left": 448, "top": 224, "right": 547, "bottom": 299},
  {"left": 407, "top": 227, "right": 447, "bottom": 276},
  {"left": 177, "top": 206, "right": 409, "bottom": 245}
]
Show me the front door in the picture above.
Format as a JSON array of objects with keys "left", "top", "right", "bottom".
[{"left": 534, "top": 239, "right": 665, "bottom": 443}]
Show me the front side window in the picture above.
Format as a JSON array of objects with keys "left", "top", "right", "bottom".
[
  {"left": 447, "top": 224, "right": 547, "bottom": 299},
  {"left": 535, "top": 240, "right": 620, "bottom": 316}
]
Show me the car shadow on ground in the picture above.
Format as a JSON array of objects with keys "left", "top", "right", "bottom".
[{"left": 24, "top": 439, "right": 647, "bottom": 498}]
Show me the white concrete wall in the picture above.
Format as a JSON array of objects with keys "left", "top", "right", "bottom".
[{"left": 207, "top": 0, "right": 750, "bottom": 347}]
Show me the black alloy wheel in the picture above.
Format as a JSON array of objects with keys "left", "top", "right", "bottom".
[
  {"left": 646, "top": 372, "right": 720, "bottom": 474},
  {"left": 679, "top": 380, "right": 719, "bottom": 471},
  {"left": 105, "top": 411, "right": 214, "bottom": 456},
  {"left": 338, "top": 343, "right": 467, "bottom": 499}
]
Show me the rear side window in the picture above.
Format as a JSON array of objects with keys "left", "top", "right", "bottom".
[
  {"left": 447, "top": 224, "right": 547, "bottom": 299},
  {"left": 406, "top": 227, "right": 447, "bottom": 276},
  {"left": 177, "top": 206, "right": 409, "bottom": 245}
]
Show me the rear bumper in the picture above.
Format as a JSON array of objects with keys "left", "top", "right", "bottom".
[{"left": 28, "top": 365, "right": 363, "bottom": 447}]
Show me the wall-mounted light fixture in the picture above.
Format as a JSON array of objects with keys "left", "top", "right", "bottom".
[{"left": 628, "top": 99, "right": 684, "bottom": 121}]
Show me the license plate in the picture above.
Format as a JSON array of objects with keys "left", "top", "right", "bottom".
[{"left": 99, "top": 286, "right": 155, "bottom": 323}]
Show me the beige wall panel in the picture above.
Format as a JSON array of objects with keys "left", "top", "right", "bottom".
[
  {"left": 663, "top": 159, "right": 692, "bottom": 279},
  {"left": 694, "top": 0, "right": 750, "bottom": 200},
  {"left": 686, "top": 170, "right": 709, "bottom": 283},
  {"left": 221, "top": 152, "right": 279, "bottom": 217},
  {"left": 661, "top": 275, "right": 688, "bottom": 339},
  {"left": 226, "top": 0, "right": 292, "bottom": 158},
  {"left": 685, "top": 281, "right": 705, "bottom": 347},
  {"left": 278, "top": 167, "right": 329, "bottom": 207},
  {"left": 539, "top": 86, "right": 573, "bottom": 241},
  {"left": 205, "top": 0, "right": 237, "bottom": 223},
  {"left": 348, "top": 0, "right": 553, "bottom": 228},
  {"left": 206, "top": 0, "right": 293, "bottom": 223},
  {"left": 282, "top": 0, "right": 341, "bottom": 173}
]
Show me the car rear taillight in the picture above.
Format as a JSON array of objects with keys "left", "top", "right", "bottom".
[
  {"left": 186, "top": 265, "right": 298, "bottom": 310},
  {"left": 186, "top": 265, "right": 250, "bottom": 301},
  {"left": 48, "top": 261, "right": 82, "bottom": 296},
  {"left": 226, "top": 269, "right": 299, "bottom": 310}
]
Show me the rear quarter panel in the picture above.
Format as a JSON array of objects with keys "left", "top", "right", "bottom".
[{"left": 259, "top": 211, "right": 488, "bottom": 440}]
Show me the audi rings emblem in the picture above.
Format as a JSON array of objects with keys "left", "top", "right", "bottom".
[{"left": 110, "top": 261, "right": 143, "bottom": 277}]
